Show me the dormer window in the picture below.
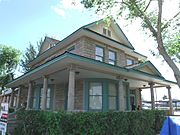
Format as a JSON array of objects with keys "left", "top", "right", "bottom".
[
  {"left": 126, "top": 59, "right": 134, "bottom": 66},
  {"left": 67, "top": 46, "right": 75, "bottom": 53},
  {"left": 103, "top": 27, "right": 111, "bottom": 37}
]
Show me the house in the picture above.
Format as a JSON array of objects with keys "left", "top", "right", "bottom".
[{"left": 2, "top": 19, "right": 176, "bottom": 113}]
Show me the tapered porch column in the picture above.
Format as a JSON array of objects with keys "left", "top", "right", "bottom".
[
  {"left": 136, "top": 88, "right": 142, "bottom": 109},
  {"left": 26, "top": 81, "right": 33, "bottom": 110},
  {"left": 67, "top": 69, "right": 75, "bottom": 111},
  {"left": 41, "top": 76, "right": 48, "bottom": 110},
  {"left": 139, "top": 89, "right": 142, "bottom": 108},
  {"left": 9, "top": 88, "right": 15, "bottom": 107},
  {"left": 167, "top": 86, "right": 173, "bottom": 115},
  {"left": 118, "top": 78, "right": 125, "bottom": 111},
  {"left": 149, "top": 82, "right": 155, "bottom": 109},
  {"left": 16, "top": 87, "right": 21, "bottom": 109}
]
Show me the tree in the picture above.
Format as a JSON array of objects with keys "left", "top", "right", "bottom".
[
  {"left": 20, "top": 39, "right": 42, "bottom": 73},
  {"left": 81, "top": 0, "right": 180, "bottom": 88},
  {"left": 0, "top": 45, "right": 21, "bottom": 90}
]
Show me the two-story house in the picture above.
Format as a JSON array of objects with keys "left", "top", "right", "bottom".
[{"left": 4, "top": 19, "right": 176, "bottom": 112}]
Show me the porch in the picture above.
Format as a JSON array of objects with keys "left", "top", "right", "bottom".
[{"left": 5, "top": 52, "right": 175, "bottom": 113}]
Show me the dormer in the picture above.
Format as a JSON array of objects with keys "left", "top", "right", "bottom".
[{"left": 39, "top": 36, "right": 60, "bottom": 54}]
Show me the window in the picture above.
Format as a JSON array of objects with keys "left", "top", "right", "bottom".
[
  {"left": 108, "top": 30, "right": 111, "bottom": 37},
  {"left": 89, "top": 82, "right": 103, "bottom": 110},
  {"left": 40, "top": 88, "right": 51, "bottom": 109},
  {"left": 103, "top": 28, "right": 107, "bottom": 35},
  {"left": 126, "top": 59, "right": 134, "bottom": 66},
  {"left": 103, "top": 28, "right": 111, "bottom": 37},
  {"left": 108, "top": 50, "right": 116, "bottom": 65},
  {"left": 67, "top": 46, "right": 75, "bottom": 53},
  {"left": 108, "top": 83, "right": 117, "bottom": 110},
  {"left": 32, "top": 87, "right": 53, "bottom": 110},
  {"left": 95, "top": 46, "right": 104, "bottom": 62}
]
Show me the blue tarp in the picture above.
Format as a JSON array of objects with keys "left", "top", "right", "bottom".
[{"left": 160, "top": 116, "right": 180, "bottom": 135}]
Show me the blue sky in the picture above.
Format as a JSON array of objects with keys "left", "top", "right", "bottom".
[
  {"left": 0, "top": 0, "right": 97, "bottom": 51},
  {"left": 0, "top": 0, "right": 179, "bottom": 100}
]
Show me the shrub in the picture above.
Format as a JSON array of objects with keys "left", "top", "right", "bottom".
[{"left": 12, "top": 110, "right": 166, "bottom": 135}]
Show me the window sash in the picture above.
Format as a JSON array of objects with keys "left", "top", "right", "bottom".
[
  {"left": 108, "top": 51, "right": 116, "bottom": 65},
  {"left": 95, "top": 46, "right": 104, "bottom": 61},
  {"left": 89, "top": 82, "right": 103, "bottom": 110}
]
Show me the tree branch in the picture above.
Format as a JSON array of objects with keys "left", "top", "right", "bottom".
[
  {"left": 162, "top": 11, "right": 180, "bottom": 30},
  {"left": 144, "top": 0, "right": 152, "bottom": 12},
  {"left": 131, "top": 0, "right": 157, "bottom": 37}
]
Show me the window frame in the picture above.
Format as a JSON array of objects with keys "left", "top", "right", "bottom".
[
  {"left": 126, "top": 58, "right": 134, "bottom": 66},
  {"left": 95, "top": 46, "right": 104, "bottom": 62},
  {"left": 108, "top": 50, "right": 116, "bottom": 65},
  {"left": 88, "top": 82, "right": 103, "bottom": 111}
]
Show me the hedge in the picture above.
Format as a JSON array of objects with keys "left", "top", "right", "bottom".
[{"left": 13, "top": 110, "right": 166, "bottom": 135}]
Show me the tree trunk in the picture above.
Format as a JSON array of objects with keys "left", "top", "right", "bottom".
[{"left": 157, "top": 0, "right": 180, "bottom": 88}]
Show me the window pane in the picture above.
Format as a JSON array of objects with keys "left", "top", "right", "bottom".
[
  {"left": 109, "top": 51, "right": 115, "bottom": 60},
  {"left": 96, "top": 46, "right": 104, "bottom": 57},
  {"left": 95, "top": 56, "right": 103, "bottom": 62},
  {"left": 109, "top": 60, "right": 115, "bottom": 65},
  {"left": 103, "top": 28, "right": 106, "bottom": 35},
  {"left": 46, "top": 98, "right": 50, "bottom": 109},
  {"left": 109, "top": 97, "right": 116, "bottom": 110},
  {"left": 109, "top": 83, "right": 116, "bottom": 96},
  {"left": 108, "top": 30, "right": 111, "bottom": 37},
  {"left": 89, "top": 82, "right": 102, "bottom": 110},
  {"left": 89, "top": 96, "right": 102, "bottom": 109},
  {"left": 127, "top": 59, "right": 134, "bottom": 65},
  {"left": 32, "top": 98, "right": 37, "bottom": 108},
  {"left": 89, "top": 83, "right": 102, "bottom": 95}
]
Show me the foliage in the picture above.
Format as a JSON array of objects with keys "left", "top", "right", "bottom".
[
  {"left": 81, "top": 0, "right": 180, "bottom": 88},
  {"left": 20, "top": 39, "right": 42, "bottom": 73},
  {"left": 13, "top": 110, "right": 166, "bottom": 135},
  {"left": 0, "top": 45, "right": 21, "bottom": 89}
]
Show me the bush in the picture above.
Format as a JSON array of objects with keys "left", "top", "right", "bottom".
[{"left": 13, "top": 110, "right": 166, "bottom": 135}]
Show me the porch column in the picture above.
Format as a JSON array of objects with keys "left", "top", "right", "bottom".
[
  {"left": 26, "top": 81, "right": 33, "bottom": 110},
  {"left": 67, "top": 69, "right": 75, "bottom": 111},
  {"left": 16, "top": 87, "right": 21, "bottom": 109},
  {"left": 167, "top": 86, "right": 173, "bottom": 115},
  {"left": 149, "top": 82, "right": 155, "bottom": 109},
  {"left": 2, "top": 96, "right": 6, "bottom": 103},
  {"left": 139, "top": 89, "right": 142, "bottom": 108},
  {"left": 118, "top": 78, "right": 125, "bottom": 111},
  {"left": 9, "top": 88, "right": 15, "bottom": 107},
  {"left": 41, "top": 76, "right": 48, "bottom": 110},
  {"left": 135, "top": 89, "right": 142, "bottom": 108}
]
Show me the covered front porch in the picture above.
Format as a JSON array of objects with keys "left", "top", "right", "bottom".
[{"left": 5, "top": 52, "right": 176, "bottom": 113}]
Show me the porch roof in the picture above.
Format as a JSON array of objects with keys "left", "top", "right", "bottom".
[{"left": 6, "top": 52, "right": 176, "bottom": 88}]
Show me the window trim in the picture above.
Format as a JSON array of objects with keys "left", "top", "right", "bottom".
[
  {"left": 126, "top": 58, "right": 134, "bottom": 66},
  {"left": 108, "top": 50, "right": 117, "bottom": 65},
  {"left": 95, "top": 45, "right": 104, "bottom": 62}
]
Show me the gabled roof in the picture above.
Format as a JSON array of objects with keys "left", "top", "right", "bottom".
[
  {"left": 27, "top": 18, "right": 146, "bottom": 67},
  {"left": 83, "top": 18, "right": 135, "bottom": 50},
  {"left": 39, "top": 36, "right": 60, "bottom": 55},
  {"left": 131, "top": 61, "right": 163, "bottom": 78}
]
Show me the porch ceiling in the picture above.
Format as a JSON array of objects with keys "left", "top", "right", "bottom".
[{"left": 6, "top": 52, "right": 176, "bottom": 88}]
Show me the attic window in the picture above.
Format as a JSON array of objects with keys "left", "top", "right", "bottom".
[
  {"left": 126, "top": 59, "right": 134, "bottom": 66},
  {"left": 103, "top": 27, "right": 111, "bottom": 37},
  {"left": 103, "top": 28, "right": 106, "bottom": 35},
  {"left": 108, "top": 30, "right": 111, "bottom": 37}
]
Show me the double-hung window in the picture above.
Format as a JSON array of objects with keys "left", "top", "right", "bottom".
[
  {"left": 95, "top": 46, "right": 104, "bottom": 62},
  {"left": 108, "top": 50, "right": 116, "bottom": 65},
  {"left": 89, "top": 82, "right": 103, "bottom": 110}
]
